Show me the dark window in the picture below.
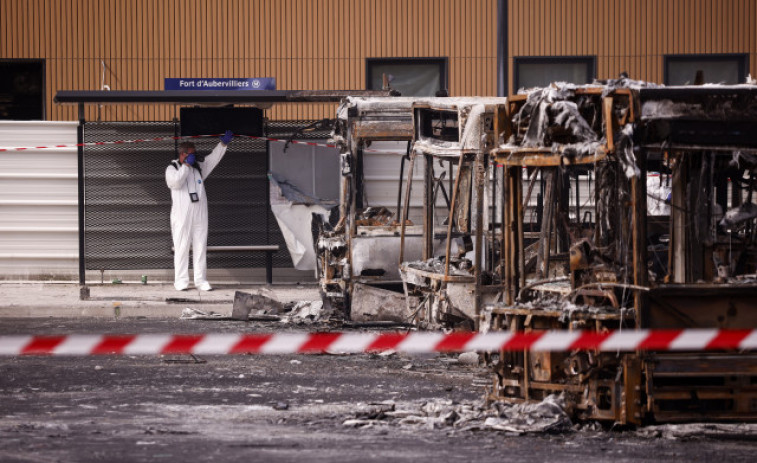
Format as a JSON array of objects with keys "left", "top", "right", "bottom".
[
  {"left": 0, "top": 60, "right": 45, "bottom": 120},
  {"left": 514, "top": 56, "right": 595, "bottom": 92},
  {"left": 665, "top": 54, "right": 748, "bottom": 85},
  {"left": 366, "top": 58, "right": 447, "bottom": 97}
]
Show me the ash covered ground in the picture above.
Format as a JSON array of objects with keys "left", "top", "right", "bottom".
[{"left": 0, "top": 318, "right": 755, "bottom": 462}]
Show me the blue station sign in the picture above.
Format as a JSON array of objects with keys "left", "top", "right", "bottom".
[{"left": 165, "top": 78, "right": 276, "bottom": 91}]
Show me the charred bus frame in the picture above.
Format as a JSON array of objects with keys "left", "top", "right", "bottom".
[
  {"left": 485, "top": 84, "right": 757, "bottom": 424},
  {"left": 399, "top": 98, "right": 506, "bottom": 330},
  {"left": 318, "top": 97, "right": 435, "bottom": 321}
]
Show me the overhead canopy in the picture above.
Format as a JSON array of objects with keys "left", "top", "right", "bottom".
[{"left": 54, "top": 89, "right": 395, "bottom": 105}]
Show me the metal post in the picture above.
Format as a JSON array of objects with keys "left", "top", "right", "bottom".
[
  {"left": 173, "top": 117, "right": 179, "bottom": 153},
  {"left": 423, "top": 154, "right": 434, "bottom": 260},
  {"left": 473, "top": 152, "right": 486, "bottom": 328},
  {"left": 266, "top": 252, "right": 273, "bottom": 285},
  {"left": 632, "top": 148, "right": 648, "bottom": 324},
  {"left": 536, "top": 169, "right": 556, "bottom": 279},
  {"left": 500, "top": 165, "right": 508, "bottom": 298},
  {"left": 575, "top": 170, "right": 581, "bottom": 229},
  {"left": 504, "top": 168, "right": 514, "bottom": 304},
  {"left": 497, "top": 0, "right": 509, "bottom": 97},
  {"left": 396, "top": 142, "right": 409, "bottom": 219},
  {"left": 265, "top": 139, "right": 272, "bottom": 284},
  {"left": 490, "top": 162, "right": 497, "bottom": 272},
  {"left": 444, "top": 152, "right": 467, "bottom": 278},
  {"left": 516, "top": 169, "right": 525, "bottom": 292},
  {"left": 557, "top": 166, "right": 570, "bottom": 253},
  {"left": 398, "top": 153, "right": 416, "bottom": 264},
  {"left": 355, "top": 146, "right": 364, "bottom": 210},
  {"left": 77, "top": 103, "right": 86, "bottom": 285}
]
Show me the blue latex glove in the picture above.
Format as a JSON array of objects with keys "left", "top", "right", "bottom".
[
  {"left": 220, "top": 130, "right": 234, "bottom": 145},
  {"left": 185, "top": 153, "right": 196, "bottom": 166}
]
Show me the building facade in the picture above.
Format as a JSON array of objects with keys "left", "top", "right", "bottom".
[
  {"left": 506, "top": 0, "right": 756, "bottom": 93},
  {"left": 2, "top": 0, "right": 756, "bottom": 124},
  {"left": 0, "top": 0, "right": 498, "bottom": 122}
]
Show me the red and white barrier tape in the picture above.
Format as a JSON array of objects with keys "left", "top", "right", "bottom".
[
  {"left": 1, "top": 329, "right": 755, "bottom": 356},
  {"left": 0, "top": 134, "right": 404, "bottom": 154}
]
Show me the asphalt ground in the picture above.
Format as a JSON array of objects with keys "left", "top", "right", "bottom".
[{"left": 1, "top": 317, "right": 756, "bottom": 462}]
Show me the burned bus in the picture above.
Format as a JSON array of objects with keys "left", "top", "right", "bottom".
[
  {"left": 317, "top": 97, "right": 443, "bottom": 321},
  {"left": 485, "top": 83, "right": 757, "bottom": 424},
  {"left": 399, "top": 98, "right": 506, "bottom": 330},
  {"left": 317, "top": 97, "right": 506, "bottom": 325}
]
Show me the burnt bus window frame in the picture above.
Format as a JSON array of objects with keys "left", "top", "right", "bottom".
[
  {"left": 663, "top": 53, "right": 749, "bottom": 85},
  {"left": 365, "top": 57, "right": 449, "bottom": 96},
  {"left": 415, "top": 107, "right": 460, "bottom": 143},
  {"left": 513, "top": 56, "right": 596, "bottom": 94},
  {"left": 0, "top": 59, "right": 46, "bottom": 120}
]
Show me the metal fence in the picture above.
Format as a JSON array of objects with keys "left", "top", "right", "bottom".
[{"left": 82, "top": 120, "right": 330, "bottom": 272}]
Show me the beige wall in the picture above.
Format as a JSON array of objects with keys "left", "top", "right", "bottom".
[
  {"left": 4, "top": 0, "right": 755, "bottom": 122},
  {"left": 1, "top": 0, "right": 497, "bottom": 121},
  {"left": 508, "top": 0, "right": 757, "bottom": 93}
]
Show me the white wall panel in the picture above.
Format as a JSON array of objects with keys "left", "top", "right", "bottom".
[{"left": 0, "top": 121, "right": 79, "bottom": 279}]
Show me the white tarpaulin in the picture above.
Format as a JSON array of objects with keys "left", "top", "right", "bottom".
[{"left": 269, "top": 178, "right": 333, "bottom": 271}]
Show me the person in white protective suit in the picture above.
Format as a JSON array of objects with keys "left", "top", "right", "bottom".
[{"left": 166, "top": 130, "right": 234, "bottom": 291}]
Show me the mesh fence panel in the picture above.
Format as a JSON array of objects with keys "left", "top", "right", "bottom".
[
  {"left": 266, "top": 120, "right": 333, "bottom": 140},
  {"left": 82, "top": 120, "right": 328, "bottom": 271},
  {"left": 84, "top": 122, "right": 176, "bottom": 270}
]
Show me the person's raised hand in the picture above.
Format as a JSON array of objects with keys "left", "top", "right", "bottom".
[
  {"left": 185, "top": 153, "right": 196, "bottom": 166},
  {"left": 220, "top": 130, "right": 234, "bottom": 145}
]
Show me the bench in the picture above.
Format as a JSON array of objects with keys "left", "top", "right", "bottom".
[{"left": 173, "top": 245, "right": 280, "bottom": 284}]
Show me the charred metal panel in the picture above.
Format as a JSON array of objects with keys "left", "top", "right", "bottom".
[
  {"left": 639, "top": 87, "right": 757, "bottom": 149},
  {"left": 647, "top": 286, "right": 757, "bottom": 329},
  {"left": 350, "top": 283, "right": 417, "bottom": 323},
  {"left": 646, "top": 353, "right": 757, "bottom": 422}
]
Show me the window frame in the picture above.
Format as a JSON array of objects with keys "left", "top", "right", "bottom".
[
  {"left": 365, "top": 57, "right": 449, "bottom": 96},
  {"left": 663, "top": 53, "right": 749, "bottom": 86},
  {"left": 0, "top": 58, "right": 46, "bottom": 120},
  {"left": 513, "top": 56, "right": 596, "bottom": 94}
]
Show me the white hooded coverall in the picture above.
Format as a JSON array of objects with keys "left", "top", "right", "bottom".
[{"left": 165, "top": 142, "right": 227, "bottom": 290}]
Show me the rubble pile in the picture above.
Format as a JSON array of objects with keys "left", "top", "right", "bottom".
[
  {"left": 180, "top": 289, "right": 339, "bottom": 325},
  {"left": 404, "top": 257, "right": 473, "bottom": 276},
  {"left": 283, "top": 300, "right": 332, "bottom": 324},
  {"left": 354, "top": 206, "right": 406, "bottom": 227},
  {"left": 179, "top": 308, "right": 226, "bottom": 320},
  {"left": 635, "top": 423, "right": 757, "bottom": 440},
  {"left": 342, "top": 394, "right": 572, "bottom": 435},
  {"left": 484, "top": 394, "right": 573, "bottom": 434}
]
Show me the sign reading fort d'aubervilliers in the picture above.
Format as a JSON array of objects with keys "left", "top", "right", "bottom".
[{"left": 164, "top": 78, "right": 276, "bottom": 90}]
